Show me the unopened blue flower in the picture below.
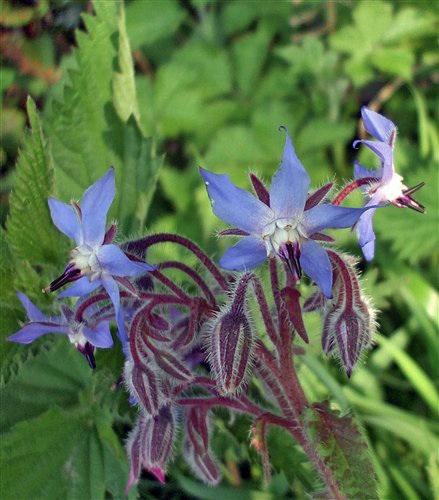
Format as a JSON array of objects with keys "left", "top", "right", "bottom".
[
  {"left": 354, "top": 107, "right": 424, "bottom": 261},
  {"left": 7, "top": 292, "right": 113, "bottom": 368},
  {"left": 46, "top": 168, "right": 154, "bottom": 342},
  {"left": 200, "top": 128, "right": 372, "bottom": 298}
]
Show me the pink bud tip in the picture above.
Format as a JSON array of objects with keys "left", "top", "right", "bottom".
[{"left": 149, "top": 467, "right": 166, "bottom": 484}]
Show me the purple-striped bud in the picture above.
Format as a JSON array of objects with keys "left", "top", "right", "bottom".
[
  {"left": 125, "top": 407, "right": 176, "bottom": 493},
  {"left": 183, "top": 407, "right": 221, "bottom": 485},
  {"left": 324, "top": 251, "right": 376, "bottom": 376},
  {"left": 124, "top": 360, "right": 161, "bottom": 415},
  {"left": 207, "top": 273, "right": 255, "bottom": 396}
]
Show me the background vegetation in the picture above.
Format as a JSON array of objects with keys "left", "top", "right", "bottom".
[{"left": 1, "top": 1, "right": 438, "bottom": 498}]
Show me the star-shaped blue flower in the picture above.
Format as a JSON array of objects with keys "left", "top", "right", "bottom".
[
  {"left": 354, "top": 107, "right": 424, "bottom": 260},
  {"left": 47, "top": 168, "right": 154, "bottom": 342},
  {"left": 200, "top": 128, "right": 372, "bottom": 298},
  {"left": 8, "top": 292, "right": 113, "bottom": 368}
]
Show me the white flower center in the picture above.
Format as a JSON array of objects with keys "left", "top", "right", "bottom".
[
  {"left": 263, "top": 218, "right": 307, "bottom": 257},
  {"left": 378, "top": 173, "right": 406, "bottom": 202},
  {"left": 67, "top": 323, "right": 87, "bottom": 348},
  {"left": 71, "top": 244, "right": 102, "bottom": 281}
]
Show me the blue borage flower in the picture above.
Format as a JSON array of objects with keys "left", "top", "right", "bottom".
[
  {"left": 201, "top": 127, "right": 373, "bottom": 298},
  {"left": 7, "top": 292, "right": 113, "bottom": 368},
  {"left": 46, "top": 168, "right": 154, "bottom": 342},
  {"left": 354, "top": 107, "right": 425, "bottom": 261}
]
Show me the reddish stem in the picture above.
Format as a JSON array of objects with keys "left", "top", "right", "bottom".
[{"left": 332, "top": 177, "right": 376, "bottom": 206}]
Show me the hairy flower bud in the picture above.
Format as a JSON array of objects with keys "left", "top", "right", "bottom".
[
  {"left": 183, "top": 407, "right": 221, "bottom": 485},
  {"left": 124, "top": 360, "right": 161, "bottom": 415},
  {"left": 207, "top": 273, "right": 255, "bottom": 395},
  {"left": 323, "top": 251, "right": 376, "bottom": 376},
  {"left": 125, "top": 407, "right": 176, "bottom": 493}
]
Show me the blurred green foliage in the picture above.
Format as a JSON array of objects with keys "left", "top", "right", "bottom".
[{"left": 1, "top": 0, "right": 438, "bottom": 499}]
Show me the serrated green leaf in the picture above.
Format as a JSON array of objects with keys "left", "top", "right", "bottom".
[
  {"left": 1, "top": 339, "right": 92, "bottom": 431},
  {"left": 6, "top": 97, "right": 65, "bottom": 265},
  {"left": 1, "top": 408, "right": 84, "bottom": 499},
  {"left": 113, "top": 2, "right": 140, "bottom": 123},
  {"left": 45, "top": 0, "right": 161, "bottom": 235},
  {"left": 303, "top": 402, "right": 378, "bottom": 499}
]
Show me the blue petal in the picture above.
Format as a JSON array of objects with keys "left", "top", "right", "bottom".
[
  {"left": 354, "top": 160, "right": 381, "bottom": 181},
  {"left": 48, "top": 198, "right": 82, "bottom": 244},
  {"left": 16, "top": 292, "right": 48, "bottom": 322},
  {"left": 7, "top": 322, "right": 69, "bottom": 344},
  {"left": 97, "top": 244, "right": 154, "bottom": 277},
  {"left": 361, "top": 107, "right": 396, "bottom": 144},
  {"left": 353, "top": 140, "right": 394, "bottom": 183},
  {"left": 219, "top": 236, "right": 267, "bottom": 271},
  {"left": 356, "top": 195, "right": 380, "bottom": 261},
  {"left": 58, "top": 277, "right": 101, "bottom": 297},
  {"left": 300, "top": 240, "right": 333, "bottom": 298},
  {"left": 270, "top": 128, "right": 310, "bottom": 219},
  {"left": 303, "top": 204, "right": 373, "bottom": 235},
  {"left": 83, "top": 320, "right": 113, "bottom": 348},
  {"left": 81, "top": 168, "right": 115, "bottom": 247},
  {"left": 200, "top": 168, "right": 273, "bottom": 234},
  {"left": 101, "top": 275, "right": 127, "bottom": 344}
]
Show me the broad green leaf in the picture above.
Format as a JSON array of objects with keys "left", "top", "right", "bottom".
[
  {"left": 68, "top": 425, "right": 106, "bottom": 500},
  {"left": 1, "top": 408, "right": 84, "bottom": 499},
  {"left": 353, "top": 1, "right": 393, "bottom": 46},
  {"left": 125, "top": 0, "right": 185, "bottom": 49},
  {"left": 384, "top": 7, "right": 438, "bottom": 43},
  {"left": 1, "top": 339, "right": 92, "bottom": 431},
  {"left": 6, "top": 97, "right": 65, "bottom": 265},
  {"left": 372, "top": 47, "right": 414, "bottom": 79},
  {"left": 303, "top": 402, "right": 378, "bottom": 500},
  {"left": 231, "top": 24, "right": 271, "bottom": 98}
]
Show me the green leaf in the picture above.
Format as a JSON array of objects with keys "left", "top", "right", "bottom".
[
  {"left": 45, "top": 0, "right": 161, "bottom": 235},
  {"left": 125, "top": 0, "right": 185, "bottom": 49},
  {"left": 372, "top": 47, "right": 414, "bottom": 79},
  {"left": 1, "top": 408, "right": 84, "bottom": 499},
  {"left": 6, "top": 97, "right": 66, "bottom": 265},
  {"left": 374, "top": 335, "right": 439, "bottom": 417},
  {"left": 231, "top": 24, "right": 271, "bottom": 97},
  {"left": 304, "top": 402, "right": 378, "bottom": 500},
  {"left": 113, "top": 3, "right": 140, "bottom": 123},
  {"left": 1, "top": 339, "right": 92, "bottom": 432}
]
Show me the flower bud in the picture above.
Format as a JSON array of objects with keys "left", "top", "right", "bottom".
[
  {"left": 207, "top": 273, "right": 255, "bottom": 396},
  {"left": 208, "top": 308, "right": 253, "bottom": 396},
  {"left": 324, "top": 251, "right": 376, "bottom": 376},
  {"left": 125, "top": 407, "right": 176, "bottom": 493},
  {"left": 124, "top": 360, "right": 161, "bottom": 415},
  {"left": 183, "top": 407, "right": 221, "bottom": 485}
]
